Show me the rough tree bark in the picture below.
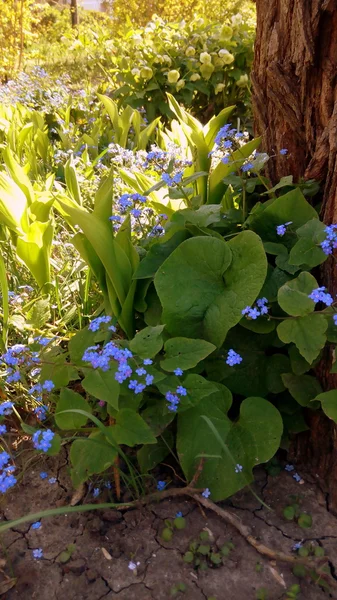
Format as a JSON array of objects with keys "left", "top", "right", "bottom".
[
  {"left": 70, "top": 0, "right": 79, "bottom": 28},
  {"left": 252, "top": 0, "right": 337, "bottom": 510}
]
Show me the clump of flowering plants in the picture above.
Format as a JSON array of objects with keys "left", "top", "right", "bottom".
[{"left": 1, "top": 109, "right": 337, "bottom": 506}]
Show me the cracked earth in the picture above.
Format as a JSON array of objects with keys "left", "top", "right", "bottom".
[{"left": 1, "top": 451, "right": 337, "bottom": 599}]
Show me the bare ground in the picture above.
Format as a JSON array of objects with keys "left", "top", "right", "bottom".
[{"left": 1, "top": 451, "right": 337, "bottom": 599}]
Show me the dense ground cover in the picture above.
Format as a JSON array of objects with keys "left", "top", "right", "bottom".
[{"left": 1, "top": 3, "right": 337, "bottom": 596}]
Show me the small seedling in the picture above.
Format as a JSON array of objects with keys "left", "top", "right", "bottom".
[
  {"left": 298, "top": 513, "right": 312, "bottom": 529},
  {"left": 256, "top": 587, "right": 268, "bottom": 600},
  {"left": 199, "top": 531, "right": 209, "bottom": 541},
  {"left": 198, "top": 544, "right": 210, "bottom": 556},
  {"left": 255, "top": 561, "right": 263, "bottom": 573},
  {"left": 56, "top": 543, "right": 76, "bottom": 564},
  {"left": 298, "top": 546, "right": 309, "bottom": 558},
  {"left": 183, "top": 551, "right": 194, "bottom": 563},
  {"left": 162, "top": 527, "right": 173, "bottom": 542},
  {"left": 314, "top": 546, "right": 325, "bottom": 557},
  {"left": 282, "top": 499, "right": 312, "bottom": 529},
  {"left": 285, "top": 583, "right": 300, "bottom": 599},
  {"left": 210, "top": 552, "right": 221, "bottom": 565},
  {"left": 292, "top": 564, "right": 306, "bottom": 578},
  {"left": 170, "top": 582, "right": 187, "bottom": 596},
  {"left": 220, "top": 541, "right": 234, "bottom": 557},
  {"left": 173, "top": 517, "right": 186, "bottom": 530}
]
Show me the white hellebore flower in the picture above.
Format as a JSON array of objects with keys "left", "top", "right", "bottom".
[
  {"left": 218, "top": 49, "right": 235, "bottom": 64},
  {"left": 199, "top": 52, "right": 212, "bottom": 64},
  {"left": 231, "top": 13, "right": 243, "bottom": 26},
  {"left": 190, "top": 73, "right": 201, "bottom": 81},
  {"left": 167, "top": 70, "right": 180, "bottom": 84},
  {"left": 140, "top": 67, "right": 153, "bottom": 80},
  {"left": 237, "top": 74, "right": 249, "bottom": 87},
  {"left": 215, "top": 83, "right": 225, "bottom": 94},
  {"left": 162, "top": 55, "right": 172, "bottom": 65},
  {"left": 185, "top": 46, "right": 196, "bottom": 57},
  {"left": 176, "top": 79, "right": 185, "bottom": 91}
]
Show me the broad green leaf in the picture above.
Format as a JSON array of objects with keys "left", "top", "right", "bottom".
[
  {"left": 26, "top": 298, "right": 51, "bottom": 328},
  {"left": 111, "top": 409, "right": 156, "bottom": 446},
  {"left": 282, "top": 373, "right": 322, "bottom": 406},
  {"left": 315, "top": 390, "right": 337, "bottom": 422},
  {"left": 275, "top": 252, "right": 301, "bottom": 275},
  {"left": 68, "top": 327, "right": 97, "bottom": 365},
  {"left": 260, "top": 265, "right": 291, "bottom": 302},
  {"left": 249, "top": 188, "right": 318, "bottom": 241},
  {"left": 138, "top": 117, "right": 161, "bottom": 150},
  {"left": 97, "top": 93, "right": 120, "bottom": 134},
  {"left": 55, "top": 388, "right": 91, "bottom": 430},
  {"left": 160, "top": 337, "right": 216, "bottom": 371},
  {"left": 288, "top": 345, "right": 312, "bottom": 375},
  {"left": 177, "top": 396, "right": 282, "bottom": 501},
  {"left": 46, "top": 433, "right": 61, "bottom": 457},
  {"left": 266, "top": 354, "right": 290, "bottom": 394},
  {"left": 137, "top": 430, "right": 174, "bottom": 473},
  {"left": 177, "top": 374, "right": 219, "bottom": 411},
  {"left": 65, "top": 156, "right": 82, "bottom": 205},
  {"left": 93, "top": 169, "right": 114, "bottom": 222},
  {"left": 130, "top": 324, "right": 165, "bottom": 358},
  {"left": 0, "top": 172, "right": 28, "bottom": 233},
  {"left": 172, "top": 205, "right": 221, "bottom": 228},
  {"left": 115, "top": 215, "right": 139, "bottom": 272},
  {"left": 73, "top": 232, "right": 109, "bottom": 304},
  {"left": 57, "top": 197, "right": 132, "bottom": 334},
  {"left": 288, "top": 219, "right": 326, "bottom": 268},
  {"left": 134, "top": 230, "right": 190, "bottom": 279},
  {"left": 3, "top": 147, "right": 34, "bottom": 205},
  {"left": 16, "top": 220, "right": 53, "bottom": 288},
  {"left": 141, "top": 399, "right": 175, "bottom": 436},
  {"left": 39, "top": 351, "right": 78, "bottom": 390},
  {"left": 277, "top": 272, "right": 317, "bottom": 316},
  {"left": 82, "top": 368, "right": 120, "bottom": 409},
  {"left": 277, "top": 314, "right": 327, "bottom": 363},
  {"left": 155, "top": 232, "right": 267, "bottom": 347},
  {"left": 203, "top": 106, "right": 235, "bottom": 148},
  {"left": 70, "top": 433, "right": 117, "bottom": 487}
]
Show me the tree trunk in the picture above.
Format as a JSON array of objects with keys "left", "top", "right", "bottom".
[
  {"left": 252, "top": 0, "right": 337, "bottom": 511},
  {"left": 70, "top": 0, "right": 79, "bottom": 27}
]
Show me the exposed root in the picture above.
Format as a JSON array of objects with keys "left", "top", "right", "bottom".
[{"left": 1, "top": 481, "right": 336, "bottom": 589}]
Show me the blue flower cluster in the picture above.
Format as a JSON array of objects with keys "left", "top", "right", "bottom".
[
  {"left": 0, "top": 402, "right": 14, "bottom": 416},
  {"left": 242, "top": 297, "right": 268, "bottom": 320},
  {"left": 212, "top": 123, "right": 248, "bottom": 165},
  {"left": 117, "top": 193, "right": 147, "bottom": 214},
  {"left": 320, "top": 224, "right": 337, "bottom": 255},
  {"left": 0, "top": 451, "right": 16, "bottom": 494},
  {"left": 32, "top": 429, "right": 55, "bottom": 453},
  {"left": 0, "top": 425, "right": 7, "bottom": 435},
  {"left": 143, "top": 146, "right": 192, "bottom": 173},
  {"left": 164, "top": 371, "right": 186, "bottom": 412},
  {"left": 308, "top": 287, "right": 333, "bottom": 306},
  {"left": 241, "top": 162, "right": 254, "bottom": 173},
  {"left": 1, "top": 344, "right": 41, "bottom": 385},
  {"left": 162, "top": 172, "right": 183, "bottom": 187},
  {"left": 88, "top": 315, "right": 112, "bottom": 332},
  {"left": 33, "top": 405, "right": 48, "bottom": 421},
  {"left": 226, "top": 349, "right": 243, "bottom": 366},
  {"left": 82, "top": 342, "right": 154, "bottom": 394},
  {"left": 276, "top": 221, "right": 292, "bottom": 236}
]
